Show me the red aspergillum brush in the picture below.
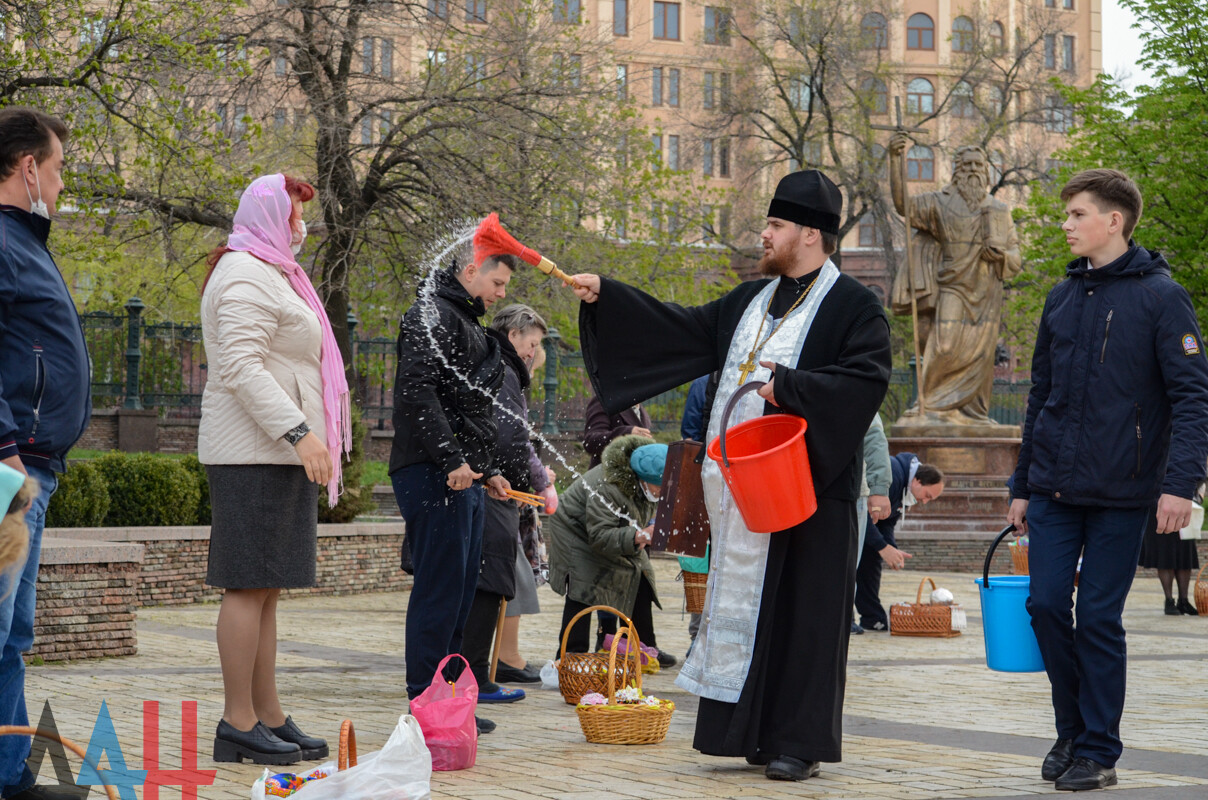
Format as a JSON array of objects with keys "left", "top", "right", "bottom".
[{"left": 473, "top": 213, "right": 581, "bottom": 288}]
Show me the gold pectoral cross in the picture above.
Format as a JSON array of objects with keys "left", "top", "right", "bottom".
[{"left": 738, "top": 352, "right": 759, "bottom": 384}]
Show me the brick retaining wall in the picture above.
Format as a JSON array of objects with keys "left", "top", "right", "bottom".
[{"left": 34, "top": 538, "right": 143, "bottom": 661}]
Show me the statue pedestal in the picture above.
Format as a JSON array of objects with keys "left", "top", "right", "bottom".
[{"left": 887, "top": 437, "right": 1020, "bottom": 538}]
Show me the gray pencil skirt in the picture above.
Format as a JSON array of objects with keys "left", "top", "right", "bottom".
[{"left": 205, "top": 464, "right": 318, "bottom": 589}]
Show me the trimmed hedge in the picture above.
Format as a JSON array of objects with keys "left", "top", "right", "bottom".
[
  {"left": 45, "top": 461, "right": 110, "bottom": 528},
  {"left": 93, "top": 452, "right": 201, "bottom": 527},
  {"left": 180, "top": 454, "right": 211, "bottom": 525}
]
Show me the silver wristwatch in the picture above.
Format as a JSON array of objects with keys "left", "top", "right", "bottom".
[{"left": 283, "top": 422, "right": 310, "bottom": 446}]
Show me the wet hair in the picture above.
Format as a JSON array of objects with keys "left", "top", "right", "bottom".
[
  {"left": 915, "top": 463, "right": 944, "bottom": 486},
  {"left": 1060, "top": 168, "right": 1143, "bottom": 241},
  {"left": 0, "top": 107, "right": 68, "bottom": 181},
  {"left": 479, "top": 253, "right": 519, "bottom": 273},
  {"left": 490, "top": 304, "right": 547, "bottom": 337}
]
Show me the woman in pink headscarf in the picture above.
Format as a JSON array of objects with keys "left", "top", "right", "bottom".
[{"left": 199, "top": 174, "right": 351, "bottom": 766}]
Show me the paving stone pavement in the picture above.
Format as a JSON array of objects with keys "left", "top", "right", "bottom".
[{"left": 22, "top": 560, "right": 1208, "bottom": 799}]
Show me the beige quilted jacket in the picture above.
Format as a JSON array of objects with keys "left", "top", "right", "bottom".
[{"left": 198, "top": 251, "right": 327, "bottom": 465}]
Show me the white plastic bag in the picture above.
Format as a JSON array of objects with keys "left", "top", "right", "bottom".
[
  {"left": 1179, "top": 501, "right": 1204, "bottom": 540},
  {"left": 250, "top": 715, "right": 431, "bottom": 800},
  {"left": 539, "top": 659, "right": 560, "bottom": 690}
]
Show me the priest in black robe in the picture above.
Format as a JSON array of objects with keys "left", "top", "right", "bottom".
[{"left": 569, "top": 170, "right": 891, "bottom": 781}]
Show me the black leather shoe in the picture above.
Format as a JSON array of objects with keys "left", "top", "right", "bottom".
[
  {"left": 268, "top": 716, "right": 329, "bottom": 760},
  {"left": 656, "top": 650, "right": 678, "bottom": 668},
  {"left": 765, "top": 756, "right": 820, "bottom": 781},
  {"left": 475, "top": 716, "right": 496, "bottom": 735},
  {"left": 494, "top": 661, "right": 542, "bottom": 683},
  {"left": 1165, "top": 598, "right": 1180, "bottom": 615},
  {"left": 213, "top": 719, "right": 301, "bottom": 765},
  {"left": 1177, "top": 598, "right": 1199, "bottom": 616},
  {"left": 7, "top": 785, "right": 94, "bottom": 799},
  {"left": 1055, "top": 757, "right": 1117, "bottom": 791},
  {"left": 1042, "top": 737, "right": 1075, "bottom": 780}
]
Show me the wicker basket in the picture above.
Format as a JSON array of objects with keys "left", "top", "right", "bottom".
[
  {"left": 1196, "top": 565, "right": 1208, "bottom": 616},
  {"left": 557, "top": 604, "right": 640, "bottom": 705},
  {"left": 339, "top": 719, "right": 357, "bottom": 770},
  {"left": 0, "top": 726, "right": 118, "bottom": 800},
  {"left": 1009, "top": 541, "right": 1029, "bottom": 575},
  {"left": 890, "top": 577, "right": 962, "bottom": 638},
  {"left": 574, "top": 624, "right": 675, "bottom": 745},
  {"left": 682, "top": 570, "right": 707, "bottom": 615}
]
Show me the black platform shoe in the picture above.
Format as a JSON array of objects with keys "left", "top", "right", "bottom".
[
  {"left": 268, "top": 716, "right": 329, "bottom": 760},
  {"left": 213, "top": 720, "right": 301, "bottom": 765}
]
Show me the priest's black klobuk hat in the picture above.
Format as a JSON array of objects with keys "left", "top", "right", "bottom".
[{"left": 767, "top": 169, "right": 842, "bottom": 235}]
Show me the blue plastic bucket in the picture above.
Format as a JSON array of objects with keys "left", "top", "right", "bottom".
[{"left": 975, "top": 526, "right": 1045, "bottom": 673}]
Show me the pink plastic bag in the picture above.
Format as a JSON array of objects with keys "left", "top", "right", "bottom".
[{"left": 409, "top": 654, "right": 478, "bottom": 771}]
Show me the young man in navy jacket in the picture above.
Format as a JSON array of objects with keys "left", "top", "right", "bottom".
[
  {"left": 1008, "top": 169, "right": 1208, "bottom": 792},
  {"left": 0, "top": 108, "right": 92, "bottom": 800}
]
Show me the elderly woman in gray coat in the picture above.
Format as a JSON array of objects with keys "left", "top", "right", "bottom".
[{"left": 548, "top": 435, "right": 667, "bottom": 659}]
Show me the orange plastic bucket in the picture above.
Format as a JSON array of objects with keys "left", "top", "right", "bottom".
[{"left": 706, "top": 381, "right": 817, "bottom": 533}]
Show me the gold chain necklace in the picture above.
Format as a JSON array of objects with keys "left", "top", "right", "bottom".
[{"left": 737, "top": 275, "right": 818, "bottom": 384}]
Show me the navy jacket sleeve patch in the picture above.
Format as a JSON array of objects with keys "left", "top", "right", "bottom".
[{"left": 1182, "top": 333, "right": 1201, "bottom": 356}]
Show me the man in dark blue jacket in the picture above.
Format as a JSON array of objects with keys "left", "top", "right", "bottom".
[
  {"left": 1009, "top": 169, "right": 1208, "bottom": 792},
  {"left": 855, "top": 452, "right": 943, "bottom": 630},
  {"left": 0, "top": 108, "right": 92, "bottom": 800}
]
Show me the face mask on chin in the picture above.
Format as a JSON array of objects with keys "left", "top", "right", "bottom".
[
  {"left": 290, "top": 219, "right": 307, "bottom": 255},
  {"left": 902, "top": 486, "right": 918, "bottom": 508},
  {"left": 641, "top": 482, "right": 660, "bottom": 503},
  {"left": 24, "top": 163, "right": 50, "bottom": 220}
]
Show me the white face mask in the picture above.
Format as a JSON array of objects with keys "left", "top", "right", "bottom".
[
  {"left": 24, "top": 162, "right": 49, "bottom": 220},
  {"left": 641, "top": 482, "right": 660, "bottom": 503},
  {"left": 290, "top": 219, "right": 307, "bottom": 255},
  {"left": 902, "top": 485, "right": 918, "bottom": 508}
]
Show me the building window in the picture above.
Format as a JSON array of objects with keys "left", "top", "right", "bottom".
[
  {"left": 718, "top": 137, "right": 730, "bottom": 177},
  {"left": 704, "top": 7, "right": 730, "bottom": 45},
  {"left": 561, "top": 54, "right": 581, "bottom": 87},
  {"left": 701, "top": 204, "right": 714, "bottom": 243},
  {"left": 703, "top": 72, "right": 714, "bottom": 109},
  {"left": 668, "top": 68, "right": 679, "bottom": 106},
  {"left": 361, "top": 117, "right": 373, "bottom": 145},
  {"left": 217, "top": 103, "right": 228, "bottom": 131},
  {"left": 467, "top": 52, "right": 487, "bottom": 81},
  {"left": 362, "top": 37, "right": 374, "bottom": 74},
  {"left": 235, "top": 105, "right": 247, "bottom": 137},
  {"left": 1045, "top": 34, "right": 1056, "bottom": 69},
  {"left": 907, "top": 14, "right": 934, "bottom": 50},
  {"left": 860, "top": 13, "right": 888, "bottom": 49},
  {"left": 275, "top": 56, "right": 287, "bottom": 75},
  {"left": 989, "top": 84, "right": 1006, "bottom": 113},
  {"left": 428, "top": 0, "right": 448, "bottom": 18},
  {"left": 653, "top": 2, "right": 680, "bottom": 40},
  {"left": 703, "top": 71, "right": 731, "bottom": 110},
  {"left": 1063, "top": 0, "right": 1074, "bottom": 8},
  {"left": 652, "top": 67, "right": 663, "bottom": 105},
  {"left": 906, "top": 77, "right": 934, "bottom": 114},
  {"left": 427, "top": 48, "right": 448, "bottom": 70},
  {"left": 869, "top": 143, "right": 887, "bottom": 179},
  {"left": 651, "top": 134, "right": 662, "bottom": 165},
  {"left": 858, "top": 213, "right": 882, "bottom": 246},
  {"left": 553, "top": 0, "right": 580, "bottom": 23},
  {"left": 1062, "top": 35, "right": 1075, "bottom": 71},
  {"left": 861, "top": 76, "right": 888, "bottom": 113},
  {"left": 989, "top": 21, "right": 1005, "bottom": 53},
  {"left": 381, "top": 39, "right": 393, "bottom": 78},
  {"left": 616, "top": 64, "right": 628, "bottom": 100},
  {"left": 273, "top": 108, "right": 287, "bottom": 128},
  {"left": 907, "top": 145, "right": 934, "bottom": 181},
  {"left": 650, "top": 200, "right": 663, "bottom": 233},
  {"left": 703, "top": 139, "right": 714, "bottom": 176},
  {"left": 952, "top": 16, "right": 975, "bottom": 53},
  {"left": 1045, "top": 0, "right": 1055, "bottom": 6},
  {"left": 952, "top": 80, "right": 975, "bottom": 118},
  {"left": 380, "top": 110, "right": 393, "bottom": 140},
  {"left": 668, "top": 134, "right": 680, "bottom": 169},
  {"left": 1044, "top": 95, "right": 1073, "bottom": 132},
  {"left": 790, "top": 75, "right": 810, "bottom": 111},
  {"left": 613, "top": 0, "right": 627, "bottom": 35},
  {"left": 466, "top": 0, "right": 487, "bottom": 22},
  {"left": 616, "top": 133, "right": 628, "bottom": 167}
]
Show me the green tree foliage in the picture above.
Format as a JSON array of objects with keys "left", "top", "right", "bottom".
[
  {"left": 1011, "top": 0, "right": 1208, "bottom": 356},
  {"left": 45, "top": 462, "right": 110, "bottom": 528}
]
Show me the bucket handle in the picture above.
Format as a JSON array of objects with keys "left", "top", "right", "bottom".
[
  {"left": 982, "top": 524, "right": 1018, "bottom": 590},
  {"left": 717, "top": 381, "right": 767, "bottom": 468}
]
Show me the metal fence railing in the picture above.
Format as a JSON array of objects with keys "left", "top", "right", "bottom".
[{"left": 80, "top": 306, "right": 1032, "bottom": 435}]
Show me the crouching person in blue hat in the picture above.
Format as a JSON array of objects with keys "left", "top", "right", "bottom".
[{"left": 547, "top": 436, "right": 668, "bottom": 663}]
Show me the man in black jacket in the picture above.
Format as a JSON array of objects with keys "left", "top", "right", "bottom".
[
  {"left": 0, "top": 108, "right": 91, "bottom": 800},
  {"left": 1009, "top": 170, "right": 1208, "bottom": 792},
  {"left": 390, "top": 254, "right": 513, "bottom": 716},
  {"left": 854, "top": 453, "right": 944, "bottom": 631}
]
